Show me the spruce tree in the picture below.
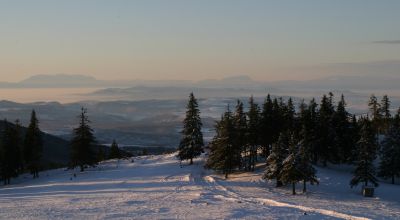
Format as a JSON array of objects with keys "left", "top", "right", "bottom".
[
  {"left": 178, "top": 93, "right": 204, "bottom": 165},
  {"left": 246, "top": 96, "right": 260, "bottom": 171},
  {"left": 206, "top": 108, "right": 239, "bottom": 178},
  {"left": 280, "top": 141, "right": 303, "bottom": 195},
  {"left": 350, "top": 118, "right": 379, "bottom": 188},
  {"left": 233, "top": 100, "right": 247, "bottom": 170},
  {"left": 260, "top": 94, "right": 274, "bottom": 161},
  {"left": 298, "top": 104, "right": 319, "bottom": 192},
  {"left": 1, "top": 120, "right": 22, "bottom": 185},
  {"left": 333, "top": 95, "right": 353, "bottom": 163},
  {"left": 24, "top": 110, "right": 43, "bottom": 178},
  {"left": 316, "top": 94, "right": 336, "bottom": 165},
  {"left": 108, "top": 139, "right": 121, "bottom": 159},
  {"left": 263, "top": 132, "right": 289, "bottom": 187},
  {"left": 70, "top": 108, "right": 98, "bottom": 172},
  {"left": 378, "top": 109, "right": 400, "bottom": 184},
  {"left": 368, "top": 94, "right": 382, "bottom": 134},
  {"left": 380, "top": 95, "right": 391, "bottom": 134}
]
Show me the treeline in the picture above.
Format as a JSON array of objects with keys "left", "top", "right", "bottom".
[
  {"left": 0, "top": 108, "right": 126, "bottom": 185},
  {"left": 204, "top": 93, "right": 400, "bottom": 194}
]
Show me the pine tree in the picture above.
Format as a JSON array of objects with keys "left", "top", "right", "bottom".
[
  {"left": 24, "top": 110, "right": 43, "bottom": 178},
  {"left": 368, "top": 94, "right": 382, "bottom": 134},
  {"left": 108, "top": 139, "right": 121, "bottom": 159},
  {"left": 263, "top": 132, "right": 289, "bottom": 187},
  {"left": 70, "top": 108, "right": 98, "bottom": 172},
  {"left": 350, "top": 118, "right": 379, "bottom": 188},
  {"left": 280, "top": 141, "right": 303, "bottom": 195},
  {"left": 298, "top": 104, "right": 319, "bottom": 192},
  {"left": 260, "top": 94, "right": 274, "bottom": 161},
  {"left": 271, "top": 98, "right": 284, "bottom": 144},
  {"left": 333, "top": 95, "right": 353, "bottom": 163},
  {"left": 233, "top": 100, "right": 247, "bottom": 170},
  {"left": 349, "top": 115, "right": 360, "bottom": 163},
  {"left": 207, "top": 108, "right": 240, "bottom": 178},
  {"left": 178, "top": 93, "right": 204, "bottom": 165},
  {"left": 1, "top": 120, "right": 22, "bottom": 185},
  {"left": 246, "top": 96, "right": 260, "bottom": 171},
  {"left": 380, "top": 95, "right": 391, "bottom": 134},
  {"left": 316, "top": 94, "right": 336, "bottom": 165},
  {"left": 378, "top": 109, "right": 400, "bottom": 184}
]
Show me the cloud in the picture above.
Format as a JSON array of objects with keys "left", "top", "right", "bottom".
[{"left": 372, "top": 40, "right": 400, "bottom": 44}]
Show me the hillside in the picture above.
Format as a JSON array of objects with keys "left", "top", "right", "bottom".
[
  {"left": 0, "top": 153, "right": 399, "bottom": 219},
  {"left": 0, "top": 120, "right": 70, "bottom": 167}
]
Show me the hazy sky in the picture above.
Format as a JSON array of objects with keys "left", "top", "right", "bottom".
[{"left": 0, "top": 0, "right": 399, "bottom": 82}]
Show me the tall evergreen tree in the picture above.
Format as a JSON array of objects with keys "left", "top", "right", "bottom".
[
  {"left": 24, "top": 110, "right": 43, "bottom": 178},
  {"left": 108, "top": 139, "right": 121, "bottom": 159},
  {"left": 178, "top": 93, "right": 204, "bottom": 165},
  {"left": 333, "top": 95, "right": 353, "bottom": 163},
  {"left": 207, "top": 108, "right": 240, "bottom": 178},
  {"left": 263, "top": 132, "right": 289, "bottom": 187},
  {"left": 368, "top": 94, "right": 382, "bottom": 134},
  {"left": 380, "top": 95, "right": 391, "bottom": 134},
  {"left": 260, "top": 94, "right": 274, "bottom": 161},
  {"left": 233, "top": 100, "right": 247, "bottom": 170},
  {"left": 0, "top": 120, "right": 22, "bottom": 185},
  {"left": 378, "top": 109, "right": 400, "bottom": 184},
  {"left": 70, "top": 108, "right": 98, "bottom": 172},
  {"left": 280, "top": 141, "right": 303, "bottom": 195},
  {"left": 298, "top": 103, "right": 319, "bottom": 192},
  {"left": 316, "top": 94, "right": 336, "bottom": 165},
  {"left": 350, "top": 118, "right": 379, "bottom": 188},
  {"left": 246, "top": 96, "right": 260, "bottom": 171}
]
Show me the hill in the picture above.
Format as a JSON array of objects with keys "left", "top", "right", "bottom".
[
  {"left": 0, "top": 153, "right": 399, "bottom": 219},
  {"left": 0, "top": 120, "right": 70, "bottom": 168}
]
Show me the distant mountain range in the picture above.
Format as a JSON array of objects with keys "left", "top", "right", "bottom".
[{"left": 1, "top": 73, "right": 399, "bottom": 90}]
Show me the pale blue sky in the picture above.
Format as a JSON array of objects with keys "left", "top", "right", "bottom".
[{"left": 0, "top": 0, "right": 399, "bottom": 81}]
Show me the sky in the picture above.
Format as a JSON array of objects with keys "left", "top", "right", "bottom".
[{"left": 0, "top": 0, "right": 399, "bottom": 82}]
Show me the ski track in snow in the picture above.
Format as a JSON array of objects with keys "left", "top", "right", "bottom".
[{"left": 0, "top": 153, "right": 399, "bottom": 219}]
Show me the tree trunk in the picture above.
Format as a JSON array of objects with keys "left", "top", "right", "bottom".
[
  {"left": 225, "top": 172, "right": 228, "bottom": 179},
  {"left": 303, "top": 180, "right": 307, "bottom": 193},
  {"left": 276, "top": 180, "right": 283, "bottom": 187},
  {"left": 190, "top": 158, "right": 193, "bottom": 165},
  {"left": 80, "top": 165, "right": 84, "bottom": 172},
  {"left": 292, "top": 182, "right": 296, "bottom": 195}
]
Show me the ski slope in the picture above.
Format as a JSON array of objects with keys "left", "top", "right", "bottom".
[{"left": 0, "top": 153, "right": 399, "bottom": 219}]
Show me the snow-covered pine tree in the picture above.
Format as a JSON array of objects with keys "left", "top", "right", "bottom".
[
  {"left": 24, "top": 110, "right": 43, "bottom": 178},
  {"left": 206, "top": 107, "right": 240, "bottom": 178},
  {"left": 350, "top": 118, "right": 379, "bottom": 188},
  {"left": 108, "top": 139, "right": 121, "bottom": 159},
  {"left": 263, "top": 132, "right": 289, "bottom": 187},
  {"left": 233, "top": 100, "right": 247, "bottom": 170},
  {"left": 70, "top": 108, "right": 98, "bottom": 172},
  {"left": 378, "top": 109, "right": 400, "bottom": 184},
  {"left": 246, "top": 96, "right": 260, "bottom": 171},
  {"left": 260, "top": 94, "right": 274, "bottom": 161},
  {"left": 178, "top": 93, "right": 204, "bottom": 165},
  {"left": 280, "top": 140, "right": 303, "bottom": 195}
]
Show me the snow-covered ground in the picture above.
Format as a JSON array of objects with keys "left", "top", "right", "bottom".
[{"left": 0, "top": 154, "right": 399, "bottom": 220}]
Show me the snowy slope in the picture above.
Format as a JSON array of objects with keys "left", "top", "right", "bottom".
[{"left": 0, "top": 154, "right": 399, "bottom": 220}]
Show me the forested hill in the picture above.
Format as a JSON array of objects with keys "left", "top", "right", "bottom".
[{"left": 0, "top": 120, "right": 70, "bottom": 168}]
